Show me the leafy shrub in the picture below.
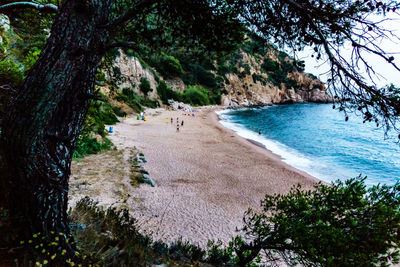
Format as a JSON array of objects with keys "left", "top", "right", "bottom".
[
  {"left": 281, "top": 60, "right": 295, "bottom": 73},
  {"left": 236, "top": 177, "right": 400, "bottom": 266},
  {"left": 69, "top": 197, "right": 210, "bottom": 265},
  {"left": 261, "top": 58, "right": 279, "bottom": 73},
  {"left": 125, "top": 48, "right": 135, "bottom": 57},
  {"left": 158, "top": 54, "right": 184, "bottom": 79},
  {"left": 217, "top": 62, "right": 238, "bottom": 76},
  {"left": 268, "top": 69, "right": 287, "bottom": 87},
  {"left": 73, "top": 136, "right": 112, "bottom": 159},
  {"left": 183, "top": 85, "right": 210, "bottom": 106},
  {"left": 205, "top": 240, "right": 235, "bottom": 265},
  {"left": 70, "top": 197, "right": 155, "bottom": 265},
  {"left": 23, "top": 48, "right": 41, "bottom": 71},
  {"left": 169, "top": 238, "right": 205, "bottom": 262},
  {"left": 139, "top": 77, "right": 152, "bottom": 96},
  {"left": 117, "top": 86, "right": 157, "bottom": 112},
  {"left": 95, "top": 71, "right": 106, "bottom": 82},
  {"left": 239, "top": 62, "right": 251, "bottom": 75},
  {"left": 85, "top": 98, "right": 119, "bottom": 136},
  {"left": 73, "top": 96, "right": 119, "bottom": 158},
  {"left": 156, "top": 80, "right": 182, "bottom": 104},
  {"left": 285, "top": 78, "right": 300, "bottom": 90},
  {"left": 252, "top": 73, "right": 267, "bottom": 86},
  {"left": 0, "top": 59, "right": 24, "bottom": 88},
  {"left": 242, "top": 33, "right": 270, "bottom": 56},
  {"left": 112, "top": 106, "right": 127, "bottom": 117},
  {"left": 193, "top": 64, "right": 218, "bottom": 88}
]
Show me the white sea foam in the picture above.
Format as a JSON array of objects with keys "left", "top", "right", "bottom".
[{"left": 217, "top": 109, "right": 329, "bottom": 181}]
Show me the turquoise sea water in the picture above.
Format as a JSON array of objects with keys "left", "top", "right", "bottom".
[{"left": 218, "top": 103, "right": 400, "bottom": 186}]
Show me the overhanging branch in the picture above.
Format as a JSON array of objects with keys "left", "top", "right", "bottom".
[
  {"left": 0, "top": 2, "right": 58, "bottom": 14},
  {"left": 103, "top": 0, "right": 156, "bottom": 28},
  {"left": 106, "top": 41, "right": 136, "bottom": 50}
]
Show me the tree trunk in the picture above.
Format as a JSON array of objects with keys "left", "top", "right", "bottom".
[{"left": 0, "top": 0, "right": 112, "bottom": 258}]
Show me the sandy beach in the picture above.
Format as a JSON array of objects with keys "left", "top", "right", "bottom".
[{"left": 70, "top": 107, "right": 320, "bottom": 248}]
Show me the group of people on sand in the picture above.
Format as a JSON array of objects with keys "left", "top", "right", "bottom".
[
  {"left": 171, "top": 117, "right": 184, "bottom": 132},
  {"left": 166, "top": 108, "right": 196, "bottom": 132}
]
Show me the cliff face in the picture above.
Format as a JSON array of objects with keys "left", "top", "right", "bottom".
[
  {"left": 221, "top": 51, "right": 332, "bottom": 107},
  {"left": 109, "top": 49, "right": 332, "bottom": 107},
  {"left": 108, "top": 51, "right": 159, "bottom": 99}
]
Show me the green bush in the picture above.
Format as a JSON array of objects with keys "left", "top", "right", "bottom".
[
  {"left": 158, "top": 54, "right": 184, "bottom": 79},
  {"left": 285, "top": 78, "right": 300, "bottom": 90},
  {"left": 268, "top": 69, "right": 287, "bottom": 87},
  {"left": 0, "top": 59, "right": 24, "bottom": 88},
  {"left": 217, "top": 62, "right": 236, "bottom": 76},
  {"left": 95, "top": 71, "right": 106, "bottom": 82},
  {"left": 156, "top": 80, "right": 182, "bottom": 104},
  {"left": 23, "top": 48, "right": 41, "bottom": 71},
  {"left": 281, "top": 60, "right": 295, "bottom": 73},
  {"left": 252, "top": 73, "right": 267, "bottom": 85},
  {"left": 183, "top": 85, "right": 210, "bottom": 106},
  {"left": 193, "top": 65, "right": 218, "bottom": 88},
  {"left": 118, "top": 86, "right": 157, "bottom": 112},
  {"left": 73, "top": 96, "right": 119, "bottom": 158},
  {"left": 69, "top": 197, "right": 210, "bottom": 265},
  {"left": 236, "top": 177, "right": 400, "bottom": 266},
  {"left": 73, "top": 136, "right": 112, "bottom": 159},
  {"left": 112, "top": 106, "right": 127, "bottom": 117},
  {"left": 139, "top": 77, "right": 152, "bottom": 96},
  {"left": 261, "top": 58, "right": 279, "bottom": 73}
]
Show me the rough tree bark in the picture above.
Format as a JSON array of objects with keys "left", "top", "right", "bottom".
[{"left": 0, "top": 0, "right": 113, "bottom": 257}]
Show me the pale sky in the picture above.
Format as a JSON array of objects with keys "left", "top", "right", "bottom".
[{"left": 298, "top": 13, "right": 400, "bottom": 88}]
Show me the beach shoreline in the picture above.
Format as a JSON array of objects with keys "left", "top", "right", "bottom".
[{"left": 70, "top": 106, "right": 321, "bottom": 248}]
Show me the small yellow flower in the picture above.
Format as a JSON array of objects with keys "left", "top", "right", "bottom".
[
  {"left": 43, "top": 260, "right": 48, "bottom": 265},
  {"left": 19, "top": 241, "right": 25, "bottom": 245},
  {"left": 41, "top": 249, "right": 46, "bottom": 253},
  {"left": 51, "top": 254, "right": 56, "bottom": 260},
  {"left": 28, "top": 240, "right": 32, "bottom": 244}
]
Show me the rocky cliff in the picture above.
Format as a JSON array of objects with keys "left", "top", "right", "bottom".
[
  {"left": 220, "top": 51, "right": 332, "bottom": 106},
  {"left": 108, "top": 48, "right": 332, "bottom": 107}
]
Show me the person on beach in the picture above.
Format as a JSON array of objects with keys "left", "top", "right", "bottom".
[
  {"left": 259, "top": 130, "right": 261, "bottom": 135},
  {"left": 181, "top": 120, "right": 184, "bottom": 126},
  {"left": 171, "top": 118, "right": 173, "bottom": 124},
  {"left": 176, "top": 123, "right": 180, "bottom": 132}
]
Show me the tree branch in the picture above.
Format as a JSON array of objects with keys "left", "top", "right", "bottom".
[
  {"left": 0, "top": 2, "right": 58, "bottom": 14},
  {"left": 102, "top": 0, "right": 156, "bottom": 29},
  {"left": 106, "top": 41, "right": 136, "bottom": 50}
]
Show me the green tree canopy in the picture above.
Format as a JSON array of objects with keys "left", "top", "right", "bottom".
[{"left": 235, "top": 177, "right": 400, "bottom": 266}]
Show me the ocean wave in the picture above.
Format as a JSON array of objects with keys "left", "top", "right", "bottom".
[{"left": 217, "top": 110, "right": 331, "bottom": 181}]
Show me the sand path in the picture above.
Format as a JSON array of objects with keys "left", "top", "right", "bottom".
[{"left": 70, "top": 107, "right": 320, "bottom": 248}]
